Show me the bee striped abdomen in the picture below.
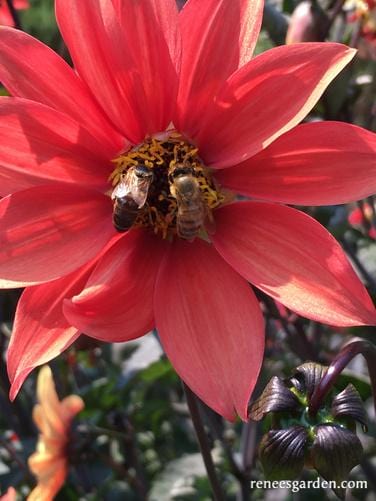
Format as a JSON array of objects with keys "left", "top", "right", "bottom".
[
  {"left": 168, "top": 165, "right": 206, "bottom": 241},
  {"left": 111, "top": 164, "right": 153, "bottom": 233},
  {"left": 113, "top": 196, "right": 140, "bottom": 232},
  {"left": 177, "top": 203, "right": 204, "bottom": 240}
]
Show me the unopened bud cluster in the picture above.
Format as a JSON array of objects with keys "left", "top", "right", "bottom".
[{"left": 249, "top": 363, "right": 367, "bottom": 499}]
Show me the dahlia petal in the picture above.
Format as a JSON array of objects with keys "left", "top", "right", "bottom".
[
  {"left": 0, "top": 98, "right": 111, "bottom": 195},
  {"left": 154, "top": 239, "right": 265, "bottom": 421},
  {"left": 0, "top": 184, "right": 114, "bottom": 287},
  {"left": 60, "top": 395, "right": 85, "bottom": 423},
  {"left": 197, "top": 43, "right": 355, "bottom": 167},
  {"left": 14, "top": 0, "right": 29, "bottom": 7},
  {"left": 0, "top": 6, "right": 15, "bottom": 26},
  {"left": 176, "top": 0, "right": 263, "bottom": 137},
  {"left": 36, "top": 366, "right": 66, "bottom": 436},
  {"left": 27, "top": 462, "right": 67, "bottom": 501},
  {"left": 56, "top": 0, "right": 179, "bottom": 143},
  {"left": 0, "top": 27, "right": 123, "bottom": 155},
  {"left": 114, "top": 0, "right": 180, "bottom": 128},
  {"left": 28, "top": 455, "right": 66, "bottom": 480},
  {"left": 212, "top": 202, "right": 376, "bottom": 326},
  {"left": 216, "top": 122, "right": 376, "bottom": 204},
  {"left": 63, "top": 230, "right": 166, "bottom": 342},
  {"left": 7, "top": 261, "right": 96, "bottom": 399}
]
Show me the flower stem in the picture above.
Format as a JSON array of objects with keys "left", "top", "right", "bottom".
[
  {"left": 309, "top": 338, "right": 376, "bottom": 417},
  {"left": 236, "top": 422, "right": 258, "bottom": 501},
  {"left": 5, "top": 0, "right": 22, "bottom": 29},
  {"left": 202, "top": 403, "right": 252, "bottom": 500},
  {"left": 340, "top": 236, "right": 376, "bottom": 292},
  {"left": 183, "top": 382, "right": 226, "bottom": 501},
  {"left": 324, "top": 0, "right": 346, "bottom": 37},
  {"left": 240, "top": 420, "right": 258, "bottom": 476}
]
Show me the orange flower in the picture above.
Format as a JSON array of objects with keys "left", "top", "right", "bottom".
[{"left": 27, "top": 366, "right": 84, "bottom": 501}]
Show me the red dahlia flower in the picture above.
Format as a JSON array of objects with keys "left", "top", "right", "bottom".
[
  {"left": 0, "top": 0, "right": 376, "bottom": 421},
  {"left": 0, "top": 0, "right": 29, "bottom": 27}
]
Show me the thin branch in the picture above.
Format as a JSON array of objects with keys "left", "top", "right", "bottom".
[{"left": 324, "top": 0, "right": 346, "bottom": 36}]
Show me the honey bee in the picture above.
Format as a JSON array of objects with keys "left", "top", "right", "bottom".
[
  {"left": 111, "top": 164, "right": 153, "bottom": 232},
  {"left": 169, "top": 163, "right": 207, "bottom": 241}
]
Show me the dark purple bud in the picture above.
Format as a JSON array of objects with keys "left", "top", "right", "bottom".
[
  {"left": 331, "top": 384, "right": 368, "bottom": 431},
  {"left": 249, "top": 376, "right": 300, "bottom": 421},
  {"left": 310, "top": 424, "right": 363, "bottom": 499},
  {"left": 259, "top": 426, "right": 308, "bottom": 480},
  {"left": 292, "top": 362, "right": 327, "bottom": 399}
]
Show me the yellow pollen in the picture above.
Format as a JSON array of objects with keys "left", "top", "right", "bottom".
[{"left": 109, "top": 133, "right": 230, "bottom": 240}]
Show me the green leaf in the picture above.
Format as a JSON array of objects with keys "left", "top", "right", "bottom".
[{"left": 139, "top": 360, "right": 174, "bottom": 383}]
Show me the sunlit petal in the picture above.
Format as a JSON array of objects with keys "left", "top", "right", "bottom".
[
  {"left": 213, "top": 202, "right": 376, "bottom": 326},
  {"left": 155, "top": 239, "right": 265, "bottom": 421}
]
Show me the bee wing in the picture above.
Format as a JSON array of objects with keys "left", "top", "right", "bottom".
[
  {"left": 130, "top": 181, "right": 149, "bottom": 208},
  {"left": 112, "top": 171, "right": 150, "bottom": 208},
  {"left": 204, "top": 207, "right": 216, "bottom": 235},
  {"left": 111, "top": 181, "right": 130, "bottom": 200}
]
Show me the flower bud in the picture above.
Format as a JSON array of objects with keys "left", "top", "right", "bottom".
[
  {"left": 249, "top": 362, "right": 367, "bottom": 499},
  {"left": 286, "top": 1, "right": 328, "bottom": 43}
]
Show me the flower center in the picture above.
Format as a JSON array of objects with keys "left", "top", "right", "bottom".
[{"left": 109, "top": 133, "right": 228, "bottom": 240}]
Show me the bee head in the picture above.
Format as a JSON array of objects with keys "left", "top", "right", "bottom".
[
  {"left": 169, "top": 162, "right": 195, "bottom": 182},
  {"left": 134, "top": 164, "right": 153, "bottom": 179}
]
